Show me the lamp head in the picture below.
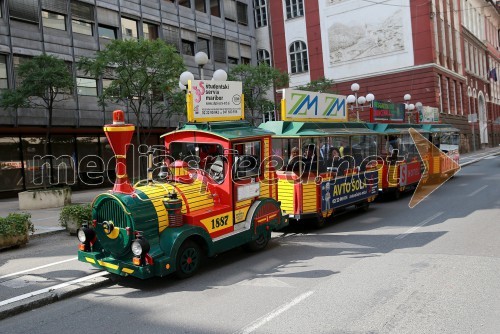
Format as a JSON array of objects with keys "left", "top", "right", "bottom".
[
  {"left": 212, "top": 69, "right": 228, "bottom": 81},
  {"left": 179, "top": 71, "right": 195, "bottom": 86},
  {"left": 194, "top": 52, "right": 209, "bottom": 66},
  {"left": 351, "top": 83, "right": 360, "bottom": 92}
]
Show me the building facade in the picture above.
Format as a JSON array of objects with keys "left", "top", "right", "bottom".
[
  {"left": 266, "top": 0, "right": 500, "bottom": 152},
  {"left": 0, "top": 0, "right": 257, "bottom": 195}
]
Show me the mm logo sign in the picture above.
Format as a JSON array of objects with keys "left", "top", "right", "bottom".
[{"left": 282, "top": 89, "right": 347, "bottom": 122}]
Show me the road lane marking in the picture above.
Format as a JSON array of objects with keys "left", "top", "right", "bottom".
[
  {"left": 235, "top": 291, "right": 314, "bottom": 334},
  {"left": 395, "top": 212, "right": 444, "bottom": 240},
  {"left": 467, "top": 185, "right": 488, "bottom": 197},
  {"left": 0, "top": 271, "right": 107, "bottom": 307},
  {"left": 0, "top": 257, "right": 77, "bottom": 280}
]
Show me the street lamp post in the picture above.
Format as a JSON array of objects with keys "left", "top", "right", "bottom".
[
  {"left": 346, "top": 83, "right": 374, "bottom": 121},
  {"left": 403, "top": 94, "right": 415, "bottom": 124},
  {"left": 467, "top": 87, "right": 476, "bottom": 152}
]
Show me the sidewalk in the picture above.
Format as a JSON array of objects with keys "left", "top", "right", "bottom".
[{"left": 0, "top": 187, "right": 110, "bottom": 237}]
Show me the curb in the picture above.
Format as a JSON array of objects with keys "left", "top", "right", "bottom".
[
  {"left": 30, "top": 229, "right": 66, "bottom": 239},
  {"left": 459, "top": 151, "right": 500, "bottom": 168},
  {"left": 0, "top": 273, "right": 116, "bottom": 321}
]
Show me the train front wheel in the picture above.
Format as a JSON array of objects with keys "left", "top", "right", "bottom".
[{"left": 175, "top": 241, "right": 202, "bottom": 279}]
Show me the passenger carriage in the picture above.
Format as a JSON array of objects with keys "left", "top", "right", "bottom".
[
  {"left": 367, "top": 123, "right": 430, "bottom": 199},
  {"left": 421, "top": 123, "right": 460, "bottom": 178},
  {"left": 259, "top": 89, "right": 379, "bottom": 227}
]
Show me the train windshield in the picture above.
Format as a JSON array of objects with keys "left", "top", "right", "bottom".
[{"left": 169, "top": 142, "right": 223, "bottom": 169}]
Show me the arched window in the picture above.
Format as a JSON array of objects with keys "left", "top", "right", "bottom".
[
  {"left": 285, "top": 0, "right": 304, "bottom": 19},
  {"left": 257, "top": 49, "right": 270, "bottom": 65},
  {"left": 289, "top": 41, "right": 308, "bottom": 73}
]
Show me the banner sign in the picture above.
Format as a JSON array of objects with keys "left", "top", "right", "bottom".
[
  {"left": 372, "top": 100, "right": 405, "bottom": 122},
  {"left": 187, "top": 80, "right": 244, "bottom": 122},
  {"left": 419, "top": 106, "right": 439, "bottom": 123},
  {"left": 321, "top": 171, "right": 378, "bottom": 211},
  {"left": 399, "top": 161, "right": 421, "bottom": 187},
  {"left": 281, "top": 89, "right": 347, "bottom": 122}
]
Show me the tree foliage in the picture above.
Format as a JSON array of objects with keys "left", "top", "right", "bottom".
[
  {"left": 296, "top": 77, "right": 337, "bottom": 93},
  {"left": 78, "top": 39, "right": 185, "bottom": 145},
  {"left": 227, "top": 63, "right": 289, "bottom": 124},
  {"left": 0, "top": 53, "right": 74, "bottom": 129}
]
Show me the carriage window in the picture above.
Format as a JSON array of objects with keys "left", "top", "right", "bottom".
[
  {"left": 233, "top": 141, "right": 261, "bottom": 179},
  {"left": 348, "top": 135, "right": 377, "bottom": 167}
]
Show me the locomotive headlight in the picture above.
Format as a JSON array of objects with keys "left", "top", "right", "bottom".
[
  {"left": 77, "top": 227, "right": 96, "bottom": 244},
  {"left": 131, "top": 238, "right": 150, "bottom": 256},
  {"left": 77, "top": 229, "right": 87, "bottom": 243}
]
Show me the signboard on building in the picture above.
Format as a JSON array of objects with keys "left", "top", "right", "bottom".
[
  {"left": 281, "top": 89, "right": 347, "bottom": 122},
  {"left": 372, "top": 100, "right": 404, "bottom": 122},
  {"left": 419, "top": 106, "right": 440, "bottom": 123},
  {"left": 187, "top": 80, "right": 244, "bottom": 122}
]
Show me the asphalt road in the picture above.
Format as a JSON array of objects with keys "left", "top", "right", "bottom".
[{"left": 1, "top": 156, "right": 499, "bottom": 334}]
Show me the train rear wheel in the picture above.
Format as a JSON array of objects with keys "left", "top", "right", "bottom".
[
  {"left": 243, "top": 233, "right": 269, "bottom": 252},
  {"left": 175, "top": 241, "right": 202, "bottom": 279}
]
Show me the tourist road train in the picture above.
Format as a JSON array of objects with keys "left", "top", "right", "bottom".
[{"left": 77, "top": 85, "right": 460, "bottom": 279}]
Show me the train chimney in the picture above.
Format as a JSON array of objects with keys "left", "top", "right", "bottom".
[{"left": 104, "top": 110, "right": 135, "bottom": 194}]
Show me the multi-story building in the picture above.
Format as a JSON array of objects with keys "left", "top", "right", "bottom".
[
  {"left": 266, "top": 0, "right": 500, "bottom": 152},
  {"left": 0, "top": 0, "right": 256, "bottom": 196}
]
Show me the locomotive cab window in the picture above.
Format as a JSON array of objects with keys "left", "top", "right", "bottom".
[
  {"left": 169, "top": 142, "right": 223, "bottom": 170},
  {"left": 233, "top": 141, "right": 261, "bottom": 179}
]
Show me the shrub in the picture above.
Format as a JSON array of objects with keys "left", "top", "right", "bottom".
[
  {"left": 0, "top": 213, "right": 34, "bottom": 237},
  {"left": 59, "top": 204, "right": 92, "bottom": 229}
]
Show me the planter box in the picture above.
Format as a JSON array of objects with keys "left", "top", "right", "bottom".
[
  {"left": 18, "top": 187, "right": 71, "bottom": 210},
  {"left": 0, "top": 233, "right": 28, "bottom": 249}
]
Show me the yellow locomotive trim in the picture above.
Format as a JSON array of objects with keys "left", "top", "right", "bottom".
[
  {"left": 105, "top": 226, "right": 120, "bottom": 239},
  {"left": 85, "top": 257, "right": 96, "bottom": 264},
  {"left": 103, "top": 125, "right": 135, "bottom": 132},
  {"left": 97, "top": 260, "right": 119, "bottom": 270},
  {"left": 122, "top": 268, "right": 134, "bottom": 274}
]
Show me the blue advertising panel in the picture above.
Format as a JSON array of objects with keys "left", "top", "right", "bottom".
[{"left": 321, "top": 171, "right": 378, "bottom": 211}]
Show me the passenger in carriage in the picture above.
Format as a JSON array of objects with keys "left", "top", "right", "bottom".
[
  {"left": 326, "top": 147, "right": 342, "bottom": 169},
  {"left": 285, "top": 147, "right": 300, "bottom": 171}
]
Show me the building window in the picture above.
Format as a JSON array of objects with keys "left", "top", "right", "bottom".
[
  {"left": 445, "top": 77, "right": 450, "bottom": 114},
  {"left": 163, "top": 25, "right": 180, "bottom": 50},
  {"left": 8, "top": 0, "right": 39, "bottom": 23},
  {"left": 143, "top": 23, "right": 158, "bottom": 40},
  {"left": 98, "top": 25, "right": 117, "bottom": 40},
  {"left": 197, "top": 38, "right": 210, "bottom": 58},
  {"left": 213, "top": 37, "right": 226, "bottom": 62},
  {"left": 195, "top": 0, "right": 206, "bottom": 12},
  {"left": 0, "top": 55, "right": 7, "bottom": 91},
  {"left": 228, "top": 57, "right": 238, "bottom": 64},
  {"left": 257, "top": 49, "right": 270, "bottom": 65},
  {"left": 254, "top": 0, "right": 267, "bottom": 28},
  {"left": 182, "top": 40, "right": 195, "bottom": 56},
  {"left": 211, "top": 0, "right": 221, "bottom": 17},
  {"left": 121, "top": 17, "right": 138, "bottom": 40},
  {"left": 179, "top": 0, "right": 191, "bottom": 8},
  {"left": 240, "top": 57, "right": 250, "bottom": 64},
  {"left": 285, "top": 0, "right": 304, "bottom": 19},
  {"left": 289, "top": 41, "right": 308, "bottom": 73},
  {"left": 42, "top": 11, "right": 67, "bottom": 31},
  {"left": 71, "top": 1, "right": 94, "bottom": 36},
  {"left": 77, "top": 77, "right": 97, "bottom": 96},
  {"left": 237, "top": 2, "right": 248, "bottom": 25},
  {"left": 13, "top": 55, "right": 31, "bottom": 87}
]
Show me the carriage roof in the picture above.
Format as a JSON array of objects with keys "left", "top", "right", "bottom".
[{"left": 258, "top": 121, "right": 377, "bottom": 137}]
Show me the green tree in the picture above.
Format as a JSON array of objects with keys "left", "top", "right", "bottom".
[
  {"left": 78, "top": 39, "right": 185, "bottom": 146},
  {"left": 0, "top": 53, "right": 74, "bottom": 152},
  {"left": 296, "top": 77, "right": 337, "bottom": 93},
  {"left": 228, "top": 63, "right": 289, "bottom": 124}
]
